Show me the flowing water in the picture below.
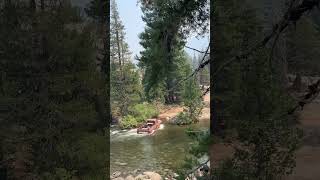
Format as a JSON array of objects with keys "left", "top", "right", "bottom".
[{"left": 110, "top": 119, "right": 209, "bottom": 176}]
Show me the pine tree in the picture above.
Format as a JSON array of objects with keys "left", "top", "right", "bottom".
[
  {"left": 110, "top": 0, "right": 142, "bottom": 117},
  {"left": 138, "top": 0, "right": 209, "bottom": 104},
  {"left": 1, "top": 1, "right": 107, "bottom": 179},
  {"left": 212, "top": 0, "right": 302, "bottom": 179}
]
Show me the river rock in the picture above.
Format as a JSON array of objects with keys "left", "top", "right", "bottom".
[
  {"left": 133, "top": 169, "right": 142, "bottom": 174},
  {"left": 115, "top": 162, "right": 128, "bottom": 166},
  {"left": 111, "top": 171, "right": 122, "bottom": 178},
  {"left": 173, "top": 173, "right": 179, "bottom": 178},
  {"left": 135, "top": 174, "right": 150, "bottom": 180},
  {"left": 143, "top": 172, "right": 162, "bottom": 180},
  {"left": 125, "top": 175, "right": 135, "bottom": 180},
  {"left": 113, "top": 177, "right": 125, "bottom": 180}
]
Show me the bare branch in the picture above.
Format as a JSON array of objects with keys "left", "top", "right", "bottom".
[
  {"left": 288, "top": 79, "right": 320, "bottom": 114},
  {"left": 201, "top": 86, "right": 210, "bottom": 98},
  {"left": 185, "top": 45, "right": 209, "bottom": 54},
  {"left": 185, "top": 159, "right": 210, "bottom": 178},
  {"left": 167, "top": 44, "right": 210, "bottom": 92}
]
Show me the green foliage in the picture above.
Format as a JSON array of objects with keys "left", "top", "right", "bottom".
[
  {"left": 287, "top": 16, "right": 320, "bottom": 76},
  {"left": 211, "top": 159, "right": 241, "bottom": 180},
  {"left": 211, "top": 0, "right": 303, "bottom": 179},
  {"left": 110, "top": 0, "right": 144, "bottom": 118},
  {"left": 41, "top": 168, "right": 77, "bottom": 180},
  {"left": 138, "top": 0, "right": 209, "bottom": 103},
  {"left": 175, "top": 111, "right": 194, "bottom": 125},
  {"left": 111, "top": 62, "right": 143, "bottom": 116},
  {"left": 175, "top": 65, "right": 204, "bottom": 125},
  {"left": 85, "top": 0, "right": 108, "bottom": 23},
  {"left": 186, "top": 129, "right": 211, "bottom": 158},
  {"left": 74, "top": 134, "right": 108, "bottom": 175},
  {"left": 0, "top": 1, "right": 107, "bottom": 179},
  {"left": 176, "top": 129, "right": 210, "bottom": 179},
  {"left": 119, "top": 103, "right": 159, "bottom": 129},
  {"left": 119, "top": 115, "right": 139, "bottom": 129},
  {"left": 129, "top": 103, "right": 159, "bottom": 122}
]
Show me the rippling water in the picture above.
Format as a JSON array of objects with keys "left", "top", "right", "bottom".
[{"left": 110, "top": 120, "right": 209, "bottom": 176}]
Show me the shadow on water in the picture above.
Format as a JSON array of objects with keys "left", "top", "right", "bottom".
[{"left": 110, "top": 120, "right": 209, "bottom": 176}]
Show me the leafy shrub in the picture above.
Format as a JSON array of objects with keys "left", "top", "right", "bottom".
[
  {"left": 176, "top": 129, "right": 211, "bottom": 179},
  {"left": 128, "top": 103, "right": 159, "bottom": 122},
  {"left": 174, "top": 105, "right": 202, "bottom": 125},
  {"left": 54, "top": 133, "right": 107, "bottom": 179},
  {"left": 41, "top": 168, "right": 77, "bottom": 180},
  {"left": 75, "top": 134, "right": 108, "bottom": 176},
  {"left": 211, "top": 159, "right": 243, "bottom": 180},
  {"left": 175, "top": 111, "right": 193, "bottom": 125},
  {"left": 119, "top": 115, "right": 138, "bottom": 129},
  {"left": 118, "top": 103, "right": 159, "bottom": 129}
]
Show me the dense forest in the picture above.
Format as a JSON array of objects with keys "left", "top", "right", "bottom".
[
  {"left": 0, "top": 0, "right": 108, "bottom": 179},
  {"left": 1, "top": 0, "right": 320, "bottom": 179},
  {"left": 110, "top": 0, "right": 209, "bottom": 128},
  {"left": 211, "top": 0, "right": 320, "bottom": 179}
]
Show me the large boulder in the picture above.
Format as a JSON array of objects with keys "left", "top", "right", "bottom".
[
  {"left": 133, "top": 169, "right": 142, "bottom": 175},
  {"left": 135, "top": 174, "right": 150, "bottom": 180},
  {"left": 125, "top": 175, "right": 135, "bottom": 180},
  {"left": 143, "top": 172, "right": 162, "bottom": 180}
]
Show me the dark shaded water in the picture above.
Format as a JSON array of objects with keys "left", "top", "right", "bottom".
[{"left": 110, "top": 120, "right": 209, "bottom": 176}]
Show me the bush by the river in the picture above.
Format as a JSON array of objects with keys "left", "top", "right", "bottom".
[
  {"left": 173, "top": 105, "right": 202, "bottom": 126},
  {"left": 119, "top": 115, "right": 139, "bottom": 129},
  {"left": 119, "top": 103, "right": 159, "bottom": 129},
  {"left": 174, "top": 111, "right": 194, "bottom": 125},
  {"left": 129, "top": 103, "right": 159, "bottom": 122}
]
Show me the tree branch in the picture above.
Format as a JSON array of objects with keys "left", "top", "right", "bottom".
[
  {"left": 185, "top": 159, "right": 210, "bottom": 177},
  {"left": 288, "top": 79, "right": 320, "bottom": 114},
  {"left": 185, "top": 45, "right": 209, "bottom": 54},
  {"left": 211, "top": 0, "right": 320, "bottom": 80},
  {"left": 201, "top": 86, "right": 210, "bottom": 98}
]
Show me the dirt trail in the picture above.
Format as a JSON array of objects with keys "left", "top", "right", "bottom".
[
  {"left": 157, "top": 94, "right": 210, "bottom": 121},
  {"left": 157, "top": 106, "right": 184, "bottom": 121}
]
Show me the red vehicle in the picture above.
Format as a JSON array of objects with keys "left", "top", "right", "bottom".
[{"left": 137, "top": 119, "right": 162, "bottom": 134}]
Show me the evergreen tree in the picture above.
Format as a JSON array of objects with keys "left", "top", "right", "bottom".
[
  {"left": 138, "top": 0, "right": 209, "bottom": 104},
  {"left": 110, "top": 0, "right": 143, "bottom": 117},
  {"left": 212, "top": 0, "right": 302, "bottom": 179},
  {"left": 1, "top": 1, "right": 107, "bottom": 179},
  {"left": 85, "top": 0, "right": 108, "bottom": 24}
]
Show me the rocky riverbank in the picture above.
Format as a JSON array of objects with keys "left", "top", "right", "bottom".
[
  {"left": 111, "top": 159, "right": 210, "bottom": 180},
  {"left": 110, "top": 170, "right": 176, "bottom": 180}
]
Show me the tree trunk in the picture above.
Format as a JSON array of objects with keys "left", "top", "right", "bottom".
[{"left": 115, "top": 24, "right": 122, "bottom": 72}]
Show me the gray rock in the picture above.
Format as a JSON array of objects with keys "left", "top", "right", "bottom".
[
  {"left": 111, "top": 171, "right": 122, "bottom": 178},
  {"left": 115, "top": 162, "right": 128, "bottom": 166},
  {"left": 133, "top": 169, "right": 142, "bottom": 174},
  {"left": 173, "top": 173, "right": 179, "bottom": 178}
]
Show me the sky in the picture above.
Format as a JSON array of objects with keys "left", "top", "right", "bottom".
[{"left": 116, "top": 0, "right": 209, "bottom": 63}]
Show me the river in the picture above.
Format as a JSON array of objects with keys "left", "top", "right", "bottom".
[{"left": 110, "top": 119, "right": 209, "bottom": 177}]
